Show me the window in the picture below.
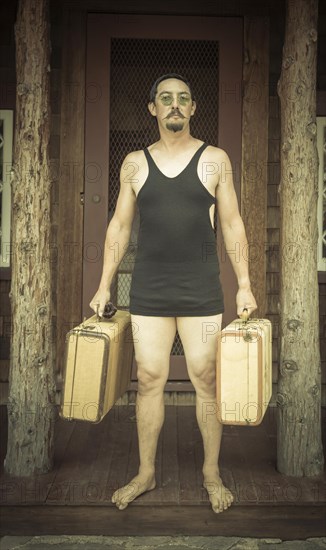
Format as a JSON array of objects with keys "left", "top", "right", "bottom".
[
  {"left": 317, "top": 116, "right": 326, "bottom": 272},
  {"left": 0, "top": 110, "right": 13, "bottom": 268}
]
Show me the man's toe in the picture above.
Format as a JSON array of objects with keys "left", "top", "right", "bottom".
[{"left": 213, "top": 500, "right": 223, "bottom": 513}]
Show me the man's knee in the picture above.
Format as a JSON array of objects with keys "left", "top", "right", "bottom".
[
  {"left": 136, "top": 358, "right": 169, "bottom": 392},
  {"left": 186, "top": 355, "right": 216, "bottom": 388}
]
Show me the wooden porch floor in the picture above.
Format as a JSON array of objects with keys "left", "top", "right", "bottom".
[{"left": 0, "top": 404, "right": 325, "bottom": 538}]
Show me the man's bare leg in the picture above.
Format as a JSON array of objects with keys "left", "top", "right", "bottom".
[
  {"left": 111, "top": 314, "right": 176, "bottom": 510},
  {"left": 177, "top": 314, "right": 234, "bottom": 513}
]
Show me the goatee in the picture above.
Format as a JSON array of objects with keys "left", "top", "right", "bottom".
[{"left": 166, "top": 121, "right": 184, "bottom": 132}]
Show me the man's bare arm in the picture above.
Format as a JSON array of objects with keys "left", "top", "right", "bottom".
[
  {"left": 215, "top": 148, "right": 257, "bottom": 315},
  {"left": 90, "top": 152, "right": 138, "bottom": 315}
]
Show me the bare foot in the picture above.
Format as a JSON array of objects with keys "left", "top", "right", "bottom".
[
  {"left": 111, "top": 471, "right": 156, "bottom": 510},
  {"left": 203, "top": 470, "right": 234, "bottom": 513}
]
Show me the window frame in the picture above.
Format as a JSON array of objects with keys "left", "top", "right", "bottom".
[
  {"left": 317, "top": 115, "right": 326, "bottom": 273},
  {"left": 0, "top": 109, "right": 13, "bottom": 271}
]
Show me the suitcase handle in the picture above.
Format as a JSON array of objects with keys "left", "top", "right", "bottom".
[
  {"left": 240, "top": 307, "right": 249, "bottom": 323},
  {"left": 96, "top": 302, "right": 118, "bottom": 322}
]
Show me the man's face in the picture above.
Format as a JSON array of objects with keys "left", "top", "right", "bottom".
[{"left": 148, "top": 78, "right": 196, "bottom": 133}]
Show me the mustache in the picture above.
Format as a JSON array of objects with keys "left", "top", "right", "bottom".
[{"left": 166, "top": 110, "right": 186, "bottom": 119}]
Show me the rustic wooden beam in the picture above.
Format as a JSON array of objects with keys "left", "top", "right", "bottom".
[
  {"left": 56, "top": 8, "right": 86, "bottom": 377},
  {"left": 5, "top": 0, "right": 56, "bottom": 476},
  {"left": 1, "top": 504, "right": 325, "bottom": 538},
  {"left": 277, "top": 0, "right": 323, "bottom": 476},
  {"left": 241, "top": 17, "right": 269, "bottom": 318}
]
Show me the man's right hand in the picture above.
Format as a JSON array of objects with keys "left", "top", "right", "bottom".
[{"left": 89, "top": 287, "right": 111, "bottom": 318}]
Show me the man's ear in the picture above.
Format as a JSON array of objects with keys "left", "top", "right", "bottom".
[
  {"left": 148, "top": 101, "right": 156, "bottom": 117},
  {"left": 190, "top": 100, "right": 196, "bottom": 117}
]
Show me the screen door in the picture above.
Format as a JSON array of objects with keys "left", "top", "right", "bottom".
[{"left": 84, "top": 14, "right": 243, "bottom": 381}]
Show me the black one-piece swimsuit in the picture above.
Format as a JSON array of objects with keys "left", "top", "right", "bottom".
[{"left": 129, "top": 142, "right": 224, "bottom": 316}]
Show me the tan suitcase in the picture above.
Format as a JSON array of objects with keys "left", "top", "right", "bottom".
[
  {"left": 216, "top": 317, "right": 272, "bottom": 426},
  {"left": 60, "top": 309, "right": 134, "bottom": 423}
]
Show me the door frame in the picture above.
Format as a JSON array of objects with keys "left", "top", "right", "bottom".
[{"left": 84, "top": 13, "right": 243, "bottom": 384}]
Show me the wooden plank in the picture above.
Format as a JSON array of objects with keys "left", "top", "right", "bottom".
[
  {"left": 1, "top": 504, "right": 325, "bottom": 538},
  {"left": 0, "top": 407, "right": 75, "bottom": 505},
  {"left": 109, "top": 404, "right": 181, "bottom": 505},
  {"left": 136, "top": 404, "right": 165, "bottom": 504},
  {"left": 177, "top": 406, "right": 203, "bottom": 504},
  {"left": 266, "top": 272, "right": 279, "bottom": 294},
  {"left": 238, "top": 421, "right": 298, "bottom": 505},
  {"left": 56, "top": 7, "right": 86, "bottom": 379},
  {"left": 220, "top": 409, "right": 326, "bottom": 506},
  {"left": 84, "top": 408, "right": 127, "bottom": 504},
  {"left": 267, "top": 183, "right": 280, "bottom": 206},
  {"left": 0, "top": 281, "right": 11, "bottom": 317},
  {"left": 160, "top": 405, "right": 180, "bottom": 503},
  {"left": 192, "top": 412, "right": 208, "bottom": 504},
  {"left": 118, "top": 403, "right": 163, "bottom": 504},
  {"left": 216, "top": 425, "right": 243, "bottom": 504},
  {"left": 49, "top": 421, "right": 105, "bottom": 504},
  {"left": 62, "top": 0, "right": 285, "bottom": 15},
  {"left": 241, "top": 16, "right": 269, "bottom": 317},
  {"left": 268, "top": 138, "right": 281, "bottom": 163},
  {"left": 2, "top": 405, "right": 324, "bottom": 507},
  {"left": 0, "top": 383, "right": 8, "bottom": 406},
  {"left": 193, "top": 422, "right": 246, "bottom": 507},
  {"left": 0, "top": 406, "right": 8, "bottom": 472},
  {"left": 104, "top": 406, "right": 135, "bottom": 498},
  {"left": 222, "top": 425, "right": 260, "bottom": 504},
  {"left": 0, "top": 361, "right": 10, "bottom": 382}
]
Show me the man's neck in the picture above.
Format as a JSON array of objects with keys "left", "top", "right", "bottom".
[{"left": 155, "top": 128, "right": 197, "bottom": 154}]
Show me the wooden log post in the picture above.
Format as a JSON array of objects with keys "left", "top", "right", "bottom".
[
  {"left": 4, "top": 0, "right": 56, "bottom": 476},
  {"left": 277, "top": 0, "right": 324, "bottom": 476}
]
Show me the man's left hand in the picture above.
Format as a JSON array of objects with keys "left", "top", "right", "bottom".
[{"left": 236, "top": 287, "right": 257, "bottom": 318}]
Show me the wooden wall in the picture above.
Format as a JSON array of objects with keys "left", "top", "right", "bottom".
[
  {"left": 0, "top": 0, "right": 325, "bottom": 405},
  {"left": 267, "top": 96, "right": 282, "bottom": 400}
]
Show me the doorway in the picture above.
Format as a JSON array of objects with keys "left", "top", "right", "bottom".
[{"left": 84, "top": 14, "right": 243, "bottom": 383}]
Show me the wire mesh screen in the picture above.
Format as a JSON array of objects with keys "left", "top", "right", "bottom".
[{"left": 108, "top": 37, "right": 219, "bottom": 355}]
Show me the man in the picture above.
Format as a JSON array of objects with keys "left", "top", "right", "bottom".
[{"left": 90, "top": 73, "right": 257, "bottom": 513}]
